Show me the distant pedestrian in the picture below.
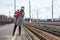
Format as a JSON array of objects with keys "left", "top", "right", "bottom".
[{"left": 13, "top": 6, "right": 25, "bottom": 36}]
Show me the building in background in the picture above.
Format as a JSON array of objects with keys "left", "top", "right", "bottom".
[
  {"left": 0, "top": 15, "right": 14, "bottom": 21},
  {"left": 0, "top": 15, "right": 8, "bottom": 21}
]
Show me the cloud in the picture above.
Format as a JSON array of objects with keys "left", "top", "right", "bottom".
[{"left": 0, "top": 0, "right": 60, "bottom": 19}]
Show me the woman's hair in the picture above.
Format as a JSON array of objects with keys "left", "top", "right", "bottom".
[{"left": 21, "top": 6, "right": 25, "bottom": 9}]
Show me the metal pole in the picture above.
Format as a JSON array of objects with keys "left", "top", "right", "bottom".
[
  {"left": 9, "top": 11, "right": 10, "bottom": 18},
  {"left": 9, "top": 11, "right": 10, "bottom": 21},
  {"left": 14, "top": 0, "right": 16, "bottom": 12},
  {"left": 9, "top": 11, "right": 11, "bottom": 21},
  {"left": 29, "top": 0, "right": 31, "bottom": 23},
  {"left": 36, "top": 10, "right": 39, "bottom": 24},
  {"left": 37, "top": 10, "right": 40, "bottom": 22},
  {"left": 52, "top": 0, "right": 53, "bottom": 22}
]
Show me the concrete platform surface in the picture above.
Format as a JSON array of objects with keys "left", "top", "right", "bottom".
[{"left": 0, "top": 24, "right": 28, "bottom": 40}]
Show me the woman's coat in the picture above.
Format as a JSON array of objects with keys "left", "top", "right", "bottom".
[{"left": 14, "top": 9, "right": 24, "bottom": 26}]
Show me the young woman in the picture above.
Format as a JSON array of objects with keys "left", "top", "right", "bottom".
[{"left": 13, "top": 6, "right": 25, "bottom": 36}]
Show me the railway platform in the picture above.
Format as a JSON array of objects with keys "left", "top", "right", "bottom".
[{"left": 0, "top": 24, "right": 31, "bottom": 40}]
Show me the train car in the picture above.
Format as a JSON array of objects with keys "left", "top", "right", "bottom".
[
  {"left": 53, "top": 19, "right": 60, "bottom": 22},
  {"left": 47, "top": 19, "right": 52, "bottom": 22}
]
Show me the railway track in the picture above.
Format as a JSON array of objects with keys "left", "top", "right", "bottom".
[
  {"left": 23, "top": 25, "right": 40, "bottom": 40},
  {"left": 31, "top": 22, "right": 60, "bottom": 30},
  {"left": 30, "top": 24, "right": 60, "bottom": 36},
  {"left": 23, "top": 23, "right": 60, "bottom": 40},
  {"left": 21, "top": 25, "right": 32, "bottom": 40}
]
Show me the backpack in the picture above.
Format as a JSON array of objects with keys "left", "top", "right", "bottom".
[{"left": 14, "top": 10, "right": 21, "bottom": 18}]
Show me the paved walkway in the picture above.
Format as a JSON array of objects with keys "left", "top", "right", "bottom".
[{"left": 0, "top": 24, "right": 27, "bottom": 40}]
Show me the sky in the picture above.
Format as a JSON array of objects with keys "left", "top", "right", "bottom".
[{"left": 0, "top": 0, "right": 60, "bottom": 19}]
